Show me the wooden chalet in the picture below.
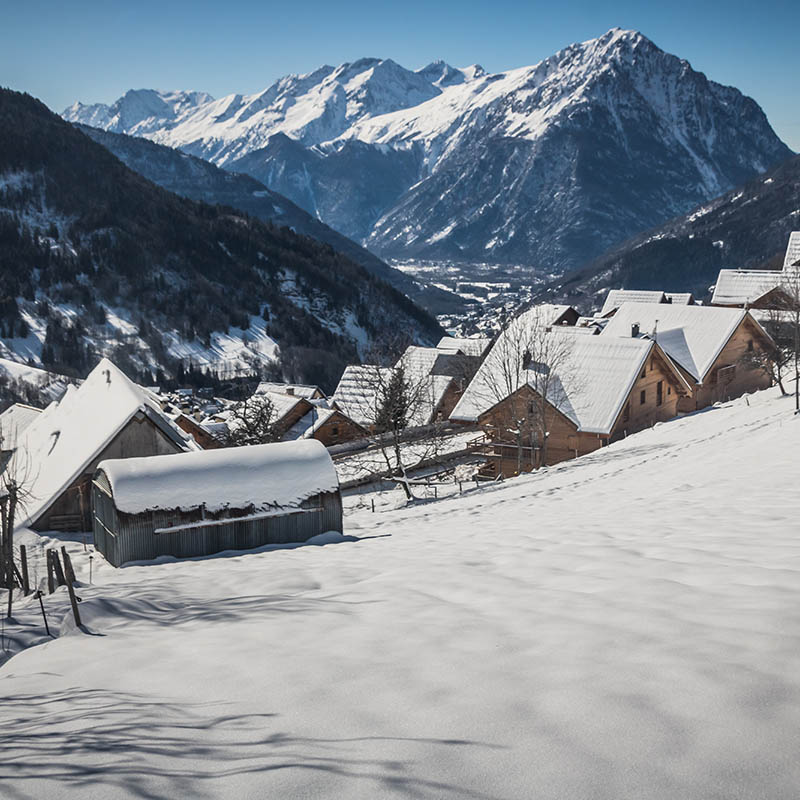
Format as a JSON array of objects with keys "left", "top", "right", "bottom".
[
  {"left": 602, "top": 303, "right": 775, "bottom": 411},
  {"left": 600, "top": 289, "right": 695, "bottom": 318},
  {"left": 282, "top": 404, "right": 369, "bottom": 447},
  {"left": 6, "top": 359, "right": 197, "bottom": 532},
  {"left": 254, "top": 382, "right": 326, "bottom": 400},
  {"left": 450, "top": 321, "right": 690, "bottom": 476}
]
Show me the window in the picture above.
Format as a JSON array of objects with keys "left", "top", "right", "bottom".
[
  {"left": 668, "top": 386, "right": 671, "bottom": 396},
  {"left": 640, "top": 389, "right": 646, "bottom": 405},
  {"left": 623, "top": 402, "right": 630, "bottom": 422},
  {"left": 331, "top": 426, "right": 339, "bottom": 438},
  {"left": 656, "top": 380, "right": 663, "bottom": 406},
  {"left": 747, "top": 339, "right": 754, "bottom": 351}
]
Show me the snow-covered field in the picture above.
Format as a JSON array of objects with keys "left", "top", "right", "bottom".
[{"left": 2, "top": 387, "right": 799, "bottom": 798}]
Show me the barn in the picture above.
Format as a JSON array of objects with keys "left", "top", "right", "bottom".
[{"left": 91, "top": 440, "right": 342, "bottom": 566}]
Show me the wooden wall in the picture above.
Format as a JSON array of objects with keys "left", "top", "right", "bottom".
[
  {"left": 312, "top": 412, "right": 368, "bottom": 447},
  {"left": 92, "top": 485, "right": 343, "bottom": 567},
  {"left": 680, "top": 318, "right": 773, "bottom": 411},
  {"left": 35, "top": 414, "right": 185, "bottom": 532},
  {"left": 609, "top": 350, "right": 683, "bottom": 441}
]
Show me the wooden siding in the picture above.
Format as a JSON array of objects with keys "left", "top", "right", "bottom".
[
  {"left": 609, "top": 348, "right": 684, "bottom": 441},
  {"left": 677, "top": 317, "right": 773, "bottom": 412},
  {"left": 91, "top": 484, "right": 343, "bottom": 567},
  {"left": 35, "top": 414, "right": 185, "bottom": 532},
  {"left": 311, "top": 412, "right": 368, "bottom": 447}
]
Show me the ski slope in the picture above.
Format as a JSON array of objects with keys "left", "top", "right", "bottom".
[{"left": 2, "top": 387, "right": 799, "bottom": 798}]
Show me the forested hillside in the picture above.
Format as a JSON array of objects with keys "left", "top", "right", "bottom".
[{"left": 0, "top": 89, "right": 442, "bottom": 390}]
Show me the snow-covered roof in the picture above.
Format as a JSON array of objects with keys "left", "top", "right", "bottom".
[
  {"left": 665, "top": 293, "right": 695, "bottom": 305},
  {"left": 601, "top": 303, "right": 753, "bottom": 382},
  {"left": 783, "top": 231, "right": 800, "bottom": 270},
  {"left": 97, "top": 440, "right": 339, "bottom": 515},
  {"left": 282, "top": 406, "right": 338, "bottom": 441},
  {"left": 0, "top": 403, "right": 42, "bottom": 445},
  {"left": 436, "top": 336, "right": 492, "bottom": 358},
  {"left": 254, "top": 382, "right": 324, "bottom": 400},
  {"left": 600, "top": 290, "right": 666, "bottom": 317},
  {"left": 331, "top": 365, "right": 393, "bottom": 427},
  {"left": 451, "top": 311, "right": 663, "bottom": 434},
  {"left": 8, "top": 359, "right": 196, "bottom": 528},
  {"left": 711, "top": 270, "right": 783, "bottom": 306}
]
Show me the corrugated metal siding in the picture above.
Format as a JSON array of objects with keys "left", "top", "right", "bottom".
[{"left": 92, "top": 488, "right": 342, "bottom": 566}]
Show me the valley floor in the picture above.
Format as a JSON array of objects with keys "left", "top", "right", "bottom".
[{"left": 2, "top": 388, "right": 799, "bottom": 798}]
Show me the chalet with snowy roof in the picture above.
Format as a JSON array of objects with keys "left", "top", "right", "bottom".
[
  {"left": 711, "top": 231, "right": 800, "bottom": 309},
  {"left": 602, "top": 303, "right": 774, "bottom": 411},
  {"left": 4, "top": 359, "right": 196, "bottom": 532},
  {"left": 599, "top": 291, "right": 694, "bottom": 319},
  {"left": 254, "top": 382, "right": 326, "bottom": 400},
  {"left": 710, "top": 270, "right": 790, "bottom": 308},
  {"left": 281, "top": 404, "right": 368, "bottom": 447},
  {"left": 0, "top": 403, "right": 41, "bottom": 447},
  {"left": 451, "top": 311, "right": 690, "bottom": 475},
  {"left": 396, "top": 346, "right": 464, "bottom": 423},
  {"left": 91, "top": 440, "right": 342, "bottom": 566},
  {"left": 436, "top": 336, "right": 493, "bottom": 359},
  {"left": 331, "top": 365, "right": 393, "bottom": 430}
]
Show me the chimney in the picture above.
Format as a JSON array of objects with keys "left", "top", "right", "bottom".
[
  {"left": 285, "top": 386, "right": 295, "bottom": 396},
  {"left": 631, "top": 323, "right": 640, "bottom": 338}
]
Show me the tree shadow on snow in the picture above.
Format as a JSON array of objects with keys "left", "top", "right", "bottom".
[{"left": 0, "top": 686, "right": 505, "bottom": 800}]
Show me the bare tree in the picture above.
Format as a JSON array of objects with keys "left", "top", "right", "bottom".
[
  {"left": 345, "top": 354, "right": 454, "bottom": 500},
  {"left": 781, "top": 268, "right": 800, "bottom": 412},
  {"left": 0, "top": 431, "right": 33, "bottom": 618},
  {"left": 222, "top": 393, "right": 280, "bottom": 447},
  {"left": 739, "top": 308, "right": 791, "bottom": 395},
  {"left": 466, "top": 308, "right": 578, "bottom": 473}
]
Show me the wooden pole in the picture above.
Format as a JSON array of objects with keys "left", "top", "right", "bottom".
[
  {"left": 47, "top": 550, "right": 55, "bottom": 594},
  {"left": 51, "top": 549, "right": 66, "bottom": 586},
  {"left": 61, "top": 547, "right": 76, "bottom": 585},
  {"left": 36, "top": 591, "right": 51, "bottom": 637},
  {"left": 65, "top": 578, "right": 82, "bottom": 628},
  {"left": 19, "top": 545, "right": 30, "bottom": 596}
]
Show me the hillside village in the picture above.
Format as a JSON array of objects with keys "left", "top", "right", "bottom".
[{"left": 0, "top": 231, "right": 796, "bottom": 575}]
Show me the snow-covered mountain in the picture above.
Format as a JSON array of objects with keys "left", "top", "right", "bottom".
[{"left": 64, "top": 29, "right": 792, "bottom": 273}]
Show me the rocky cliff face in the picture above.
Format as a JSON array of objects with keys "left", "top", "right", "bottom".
[{"left": 64, "top": 29, "right": 792, "bottom": 274}]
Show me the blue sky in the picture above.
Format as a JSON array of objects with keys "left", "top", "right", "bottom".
[{"left": 3, "top": 0, "right": 798, "bottom": 149}]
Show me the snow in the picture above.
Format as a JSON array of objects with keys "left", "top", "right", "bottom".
[
  {"left": 331, "top": 365, "right": 393, "bottom": 427},
  {"left": 8, "top": 359, "right": 195, "bottom": 529},
  {"left": 600, "top": 289, "right": 666, "bottom": 316},
  {"left": 602, "top": 303, "right": 754, "bottom": 381},
  {"left": 711, "top": 269, "right": 784, "bottom": 306},
  {"left": 99, "top": 439, "right": 339, "bottom": 515},
  {"left": 783, "top": 230, "right": 800, "bottom": 269},
  {"left": 282, "top": 406, "right": 337, "bottom": 441},
  {"left": 450, "top": 318, "right": 662, "bottom": 434},
  {"left": 436, "top": 335, "right": 491, "bottom": 357},
  {"left": 255, "top": 381, "right": 323, "bottom": 400},
  {"left": 2, "top": 387, "right": 800, "bottom": 798},
  {"left": 0, "top": 403, "right": 41, "bottom": 443}
]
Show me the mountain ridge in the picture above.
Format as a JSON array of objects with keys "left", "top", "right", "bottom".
[{"left": 63, "top": 29, "right": 792, "bottom": 274}]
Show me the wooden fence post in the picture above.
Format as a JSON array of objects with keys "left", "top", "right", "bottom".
[
  {"left": 19, "top": 545, "right": 30, "bottom": 596},
  {"left": 51, "top": 549, "right": 66, "bottom": 586},
  {"left": 65, "top": 578, "right": 81, "bottom": 628},
  {"left": 47, "top": 550, "right": 56, "bottom": 594},
  {"left": 61, "top": 547, "right": 76, "bottom": 585}
]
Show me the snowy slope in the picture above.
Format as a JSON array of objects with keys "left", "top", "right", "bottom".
[
  {"left": 64, "top": 29, "right": 792, "bottom": 272},
  {"left": 3, "top": 386, "right": 799, "bottom": 798}
]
